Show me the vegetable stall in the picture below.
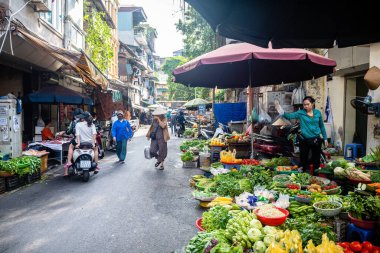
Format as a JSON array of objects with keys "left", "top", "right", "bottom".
[{"left": 176, "top": 139, "right": 380, "bottom": 253}]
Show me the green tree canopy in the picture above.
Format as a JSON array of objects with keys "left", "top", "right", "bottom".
[{"left": 174, "top": 6, "right": 224, "bottom": 101}]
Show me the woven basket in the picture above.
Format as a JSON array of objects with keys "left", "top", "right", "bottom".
[{"left": 313, "top": 201, "right": 342, "bottom": 217}]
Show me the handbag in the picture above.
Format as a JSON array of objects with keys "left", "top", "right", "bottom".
[{"left": 149, "top": 126, "right": 159, "bottom": 140}]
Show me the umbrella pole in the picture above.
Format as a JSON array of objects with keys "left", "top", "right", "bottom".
[
  {"left": 212, "top": 87, "right": 215, "bottom": 126},
  {"left": 248, "top": 60, "right": 254, "bottom": 159}
]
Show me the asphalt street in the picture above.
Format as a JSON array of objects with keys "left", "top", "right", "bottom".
[{"left": 0, "top": 126, "right": 203, "bottom": 253}]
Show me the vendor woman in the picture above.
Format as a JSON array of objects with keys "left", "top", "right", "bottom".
[
  {"left": 281, "top": 96, "right": 328, "bottom": 172},
  {"left": 41, "top": 121, "right": 55, "bottom": 141}
]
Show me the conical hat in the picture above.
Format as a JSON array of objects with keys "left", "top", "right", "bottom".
[
  {"left": 152, "top": 107, "right": 167, "bottom": 116},
  {"left": 364, "top": 66, "right": 380, "bottom": 90}
]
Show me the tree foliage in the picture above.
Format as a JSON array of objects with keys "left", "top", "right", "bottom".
[
  {"left": 84, "top": 1, "right": 113, "bottom": 72},
  {"left": 173, "top": 6, "right": 222, "bottom": 101}
]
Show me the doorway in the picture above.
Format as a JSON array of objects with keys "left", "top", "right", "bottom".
[
  {"left": 354, "top": 77, "right": 368, "bottom": 153},
  {"left": 344, "top": 76, "right": 368, "bottom": 154}
]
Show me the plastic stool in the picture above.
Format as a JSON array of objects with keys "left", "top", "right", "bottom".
[
  {"left": 346, "top": 223, "right": 375, "bottom": 242},
  {"left": 344, "top": 143, "right": 364, "bottom": 161}
]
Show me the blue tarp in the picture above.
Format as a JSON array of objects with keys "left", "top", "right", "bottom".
[
  {"left": 213, "top": 102, "right": 246, "bottom": 125},
  {"left": 27, "top": 85, "right": 93, "bottom": 105}
]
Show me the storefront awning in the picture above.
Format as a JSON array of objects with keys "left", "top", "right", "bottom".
[{"left": 15, "top": 27, "right": 109, "bottom": 90}]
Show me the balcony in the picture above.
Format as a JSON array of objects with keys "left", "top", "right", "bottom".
[{"left": 134, "top": 31, "right": 148, "bottom": 46}]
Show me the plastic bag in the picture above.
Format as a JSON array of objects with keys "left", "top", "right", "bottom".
[
  {"left": 274, "top": 99, "right": 285, "bottom": 115},
  {"left": 274, "top": 194, "right": 290, "bottom": 209},
  {"left": 251, "top": 107, "right": 259, "bottom": 123},
  {"left": 144, "top": 146, "right": 152, "bottom": 159},
  {"left": 258, "top": 107, "right": 272, "bottom": 123}
]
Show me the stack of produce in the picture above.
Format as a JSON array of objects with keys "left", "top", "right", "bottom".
[
  {"left": 210, "top": 138, "right": 226, "bottom": 147},
  {"left": 0, "top": 156, "right": 41, "bottom": 176}
]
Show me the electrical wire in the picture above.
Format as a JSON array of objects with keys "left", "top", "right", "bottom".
[{"left": 0, "top": 0, "right": 31, "bottom": 54}]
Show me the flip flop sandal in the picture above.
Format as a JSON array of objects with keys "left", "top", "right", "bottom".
[
  {"left": 155, "top": 162, "right": 161, "bottom": 167},
  {"left": 94, "top": 168, "right": 100, "bottom": 174},
  {"left": 159, "top": 165, "right": 164, "bottom": 170}
]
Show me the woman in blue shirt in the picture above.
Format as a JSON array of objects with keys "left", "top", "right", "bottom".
[
  {"left": 283, "top": 96, "right": 328, "bottom": 172},
  {"left": 112, "top": 111, "right": 133, "bottom": 163}
]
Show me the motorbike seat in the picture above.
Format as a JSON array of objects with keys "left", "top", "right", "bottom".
[{"left": 79, "top": 142, "right": 93, "bottom": 149}]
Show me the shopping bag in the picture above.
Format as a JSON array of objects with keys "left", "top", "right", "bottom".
[{"left": 144, "top": 146, "right": 152, "bottom": 159}]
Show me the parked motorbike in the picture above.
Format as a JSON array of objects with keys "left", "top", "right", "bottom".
[
  {"left": 252, "top": 123, "right": 328, "bottom": 165},
  {"left": 68, "top": 142, "right": 97, "bottom": 182}
]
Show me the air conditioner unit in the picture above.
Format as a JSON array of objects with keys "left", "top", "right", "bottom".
[{"left": 30, "top": 0, "right": 51, "bottom": 12}]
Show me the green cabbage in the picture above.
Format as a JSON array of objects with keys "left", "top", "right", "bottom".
[
  {"left": 247, "top": 228, "right": 263, "bottom": 242},
  {"left": 250, "top": 219, "right": 263, "bottom": 229},
  {"left": 253, "top": 241, "right": 267, "bottom": 253},
  {"left": 263, "top": 235, "right": 275, "bottom": 247},
  {"left": 262, "top": 226, "right": 277, "bottom": 235}
]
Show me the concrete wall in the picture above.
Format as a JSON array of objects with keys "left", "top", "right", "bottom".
[
  {"left": 329, "top": 46, "right": 370, "bottom": 70},
  {"left": 367, "top": 43, "right": 380, "bottom": 151},
  {"left": 326, "top": 76, "right": 345, "bottom": 149},
  {"left": 4, "top": 0, "right": 64, "bottom": 46}
]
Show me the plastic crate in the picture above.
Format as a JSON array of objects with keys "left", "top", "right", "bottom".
[
  {"left": 0, "top": 177, "right": 6, "bottom": 194},
  {"left": 210, "top": 146, "right": 223, "bottom": 163},
  {"left": 334, "top": 219, "right": 349, "bottom": 242},
  {"left": 5, "top": 175, "right": 23, "bottom": 191},
  {"left": 25, "top": 169, "right": 41, "bottom": 184}
]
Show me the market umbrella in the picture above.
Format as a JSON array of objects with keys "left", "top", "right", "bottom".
[
  {"left": 183, "top": 98, "right": 211, "bottom": 108},
  {"left": 173, "top": 42, "right": 336, "bottom": 89},
  {"left": 186, "top": 0, "right": 380, "bottom": 49},
  {"left": 27, "top": 85, "right": 93, "bottom": 105}
]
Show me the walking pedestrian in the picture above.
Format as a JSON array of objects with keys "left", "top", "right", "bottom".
[
  {"left": 281, "top": 96, "right": 328, "bottom": 172},
  {"left": 170, "top": 110, "right": 177, "bottom": 134},
  {"left": 112, "top": 111, "right": 133, "bottom": 163},
  {"left": 146, "top": 107, "right": 170, "bottom": 170}
]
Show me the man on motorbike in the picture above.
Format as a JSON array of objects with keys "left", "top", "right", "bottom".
[{"left": 76, "top": 111, "right": 100, "bottom": 173}]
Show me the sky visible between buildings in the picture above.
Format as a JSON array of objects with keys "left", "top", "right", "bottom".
[{"left": 120, "top": 0, "right": 184, "bottom": 58}]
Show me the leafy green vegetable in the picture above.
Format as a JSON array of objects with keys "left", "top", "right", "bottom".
[
  {"left": 181, "top": 151, "right": 194, "bottom": 162},
  {"left": 185, "top": 232, "right": 213, "bottom": 253},
  {"left": 346, "top": 193, "right": 380, "bottom": 220},
  {"left": 202, "top": 206, "right": 232, "bottom": 231},
  {"left": 290, "top": 173, "right": 311, "bottom": 185},
  {"left": 265, "top": 157, "right": 291, "bottom": 167},
  {"left": 280, "top": 213, "right": 335, "bottom": 245}
]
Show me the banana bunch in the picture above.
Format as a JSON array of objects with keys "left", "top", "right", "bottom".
[{"left": 207, "top": 197, "right": 234, "bottom": 207}]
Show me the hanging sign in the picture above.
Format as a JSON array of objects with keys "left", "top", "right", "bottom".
[{"left": 198, "top": 104, "right": 206, "bottom": 115}]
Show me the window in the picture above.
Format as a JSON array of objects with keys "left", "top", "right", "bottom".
[{"left": 40, "top": 0, "right": 64, "bottom": 33}]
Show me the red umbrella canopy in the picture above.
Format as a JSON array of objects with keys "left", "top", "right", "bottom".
[{"left": 173, "top": 43, "right": 336, "bottom": 88}]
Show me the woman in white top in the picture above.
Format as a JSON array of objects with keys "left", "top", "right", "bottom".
[{"left": 75, "top": 112, "right": 100, "bottom": 173}]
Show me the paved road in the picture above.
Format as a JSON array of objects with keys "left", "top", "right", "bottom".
[{"left": 0, "top": 126, "right": 203, "bottom": 253}]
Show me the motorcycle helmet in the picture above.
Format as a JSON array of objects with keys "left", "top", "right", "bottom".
[{"left": 73, "top": 108, "right": 84, "bottom": 119}]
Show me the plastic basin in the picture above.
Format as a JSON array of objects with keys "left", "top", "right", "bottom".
[
  {"left": 254, "top": 207, "right": 289, "bottom": 226},
  {"left": 313, "top": 201, "right": 342, "bottom": 217},
  {"left": 195, "top": 218, "right": 205, "bottom": 231},
  {"left": 348, "top": 213, "right": 377, "bottom": 229}
]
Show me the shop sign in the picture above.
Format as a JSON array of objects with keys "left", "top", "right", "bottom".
[
  {"left": 198, "top": 104, "right": 206, "bottom": 115},
  {"left": 0, "top": 105, "right": 8, "bottom": 116}
]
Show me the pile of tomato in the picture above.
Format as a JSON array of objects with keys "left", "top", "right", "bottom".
[
  {"left": 241, "top": 159, "right": 260, "bottom": 165},
  {"left": 338, "top": 241, "right": 379, "bottom": 253},
  {"left": 286, "top": 183, "right": 301, "bottom": 190}
]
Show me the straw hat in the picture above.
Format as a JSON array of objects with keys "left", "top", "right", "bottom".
[
  {"left": 152, "top": 107, "right": 167, "bottom": 116},
  {"left": 364, "top": 66, "right": 380, "bottom": 90}
]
